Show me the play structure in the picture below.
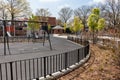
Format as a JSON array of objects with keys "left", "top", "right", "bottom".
[
  {"left": 1, "top": 20, "right": 52, "bottom": 56},
  {"left": 7, "top": 31, "right": 12, "bottom": 37}
]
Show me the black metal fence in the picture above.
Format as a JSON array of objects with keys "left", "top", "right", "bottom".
[
  {"left": 0, "top": 36, "right": 46, "bottom": 43},
  {"left": 0, "top": 36, "right": 89, "bottom": 80}
]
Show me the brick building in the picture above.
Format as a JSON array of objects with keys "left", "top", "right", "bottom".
[
  {"left": 37, "top": 16, "right": 56, "bottom": 27},
  {"left": 47, "top": 17, "right": 56, "bottom": 27}
]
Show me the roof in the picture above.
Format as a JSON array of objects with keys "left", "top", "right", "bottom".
[{"left": 52, "top": 25, "right": 64, "bottom": 29}]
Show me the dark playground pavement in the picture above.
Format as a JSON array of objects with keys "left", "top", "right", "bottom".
[{"left": 0, "top": 36, "right": 81, "bottom": 63}]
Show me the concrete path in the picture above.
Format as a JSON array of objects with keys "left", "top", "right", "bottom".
[{"left": 98, "top": 36, "right": 120, "bottom": 41}]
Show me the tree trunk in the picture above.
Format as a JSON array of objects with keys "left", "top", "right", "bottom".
[
  {"left": 11, "top": 13, "right": 15, "bottom": 36},
  {"left": 11, "top": 13, "right": 14, "bottom": 25},
  {"left": 93, "top": 30, "right": 95, "bottom": 44}
]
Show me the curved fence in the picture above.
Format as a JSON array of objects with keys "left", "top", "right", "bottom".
[
  {"left": 0, "top": 36, "right": 47, "bottom": 43},
  {"left": 0, "top": 36, "right": 89, "bottom": 80}
]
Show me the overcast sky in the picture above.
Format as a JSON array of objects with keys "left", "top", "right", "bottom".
[{"left": 27, "top": 0, "right": 106, "bottom": 18}]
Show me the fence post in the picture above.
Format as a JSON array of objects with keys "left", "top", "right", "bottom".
[
  {"left": 10, "top": 62, "right": 13, "bottom": 80},
  {"left": 0, "top": 64, "right": 2, "bottom": 80},
  {"left": 43, "top": 57, "right": 46, "bottom": 78},
  {"left": 85, "top": 45, "right": 88, "bottom": 57},
  {"left": 65, "top": 53, "right": 68, "bottom": 70},
  {"left": 84, "top": 46, "right": 86, "bottom": 57},
  {"left": 36, "top": 58, "right": 39, "bottom": 80},
  {"left": 58, "top": 54, "right": 61, "bottom": 72},
  {"left": 88, "top": 42, "right": 90, "bottom": 54},
  {"left": 78, "top": 49, "right": 80, "bottom": 63}
]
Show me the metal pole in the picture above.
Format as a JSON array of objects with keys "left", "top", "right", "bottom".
[
  {"left": 47, "top": 31, "right": 52, "bottom": 50},
  {"left": 3, "top": 20, "right": 6, "bottom": 55},
  {"left": 43, "top": 31, "right": 45, "bottom": 46}
]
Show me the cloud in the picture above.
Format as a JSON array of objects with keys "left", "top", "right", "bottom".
[
  {"left": 88, "top": 0, "right": 106, "bottom": 5},
  {"left": 39, "top": 0, "right": 60, "bottom": 2},
  {"left": 93, "top": 0, "right": 106, "bottom": 4},
  {"left": 57, "top": 4, "right": 70, "bottom": 10}
]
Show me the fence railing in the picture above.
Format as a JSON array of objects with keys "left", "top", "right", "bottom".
[
  {"left": 0, "top": 36, "right": 89, "bottom": 80},
  {"left": 0, "top": 36, "right": 47, "bottom": 43}
]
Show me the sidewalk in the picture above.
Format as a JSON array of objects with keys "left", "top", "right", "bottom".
[
  {"left": 98, "top": 36, "right": 120, "bottom": 41},
  {"left": 53, "top": 34, "right": 67, "bottom": 39}
]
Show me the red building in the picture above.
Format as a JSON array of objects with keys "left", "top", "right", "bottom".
[
  {"left": 37, "top": 16, "right": 56, "bottom": 27},
  {"left": 47, "top": 17, "right": 56, "bottom": 27}
]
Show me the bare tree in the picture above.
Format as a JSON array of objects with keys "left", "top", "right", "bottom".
[
  {"left": 5, "top": 0, "right": 31, "bottom": 20},
  {"left": 56, "top": 19, "right": 62, "bottom": 26},
  {"left": 0, "top": 0, "right": 31, "bottom": 36},
  {"left": 0, "top": 1, "right": 8, "bottom": 19},
  {"left": 58, "top": 7, "right": 73, "bottom": 23},
  {"left": 74, "top": 6, "right": 92, "bottom": 30},
  {"left": 36, "top": 8, "right": 51, "bottom": 17},
  {"left": 104, "top": 0, "right": 120, "bottom": 29},
  {"left": 36, "top": 8, "right": 51, "bottom": 22}
]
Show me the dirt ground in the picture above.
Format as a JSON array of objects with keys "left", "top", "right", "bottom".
[{"left": 57, "top": 44, "right": 120, "bottom": 80}]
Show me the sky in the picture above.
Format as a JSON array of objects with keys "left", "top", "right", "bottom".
[{"left": 27, "top": 0, "right": 106, "bottom": 18}]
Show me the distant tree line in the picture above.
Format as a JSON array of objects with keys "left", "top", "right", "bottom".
[
  {"left": 0, "top": 0, "right": 119, "bottom": 36},
  {"left": 0, "top": 0, "right": 119, "bottom": 28},
  {"left": 58, "top": 0, "right": 120, "bottom": 33}
]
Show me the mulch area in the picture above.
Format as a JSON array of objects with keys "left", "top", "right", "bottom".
[{"left": 57, "top": 44, "right": 120, "bottom": 80}]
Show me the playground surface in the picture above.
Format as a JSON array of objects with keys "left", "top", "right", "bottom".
[{"left": 0, "top": 36, "right": 81, "bottom": 63}]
